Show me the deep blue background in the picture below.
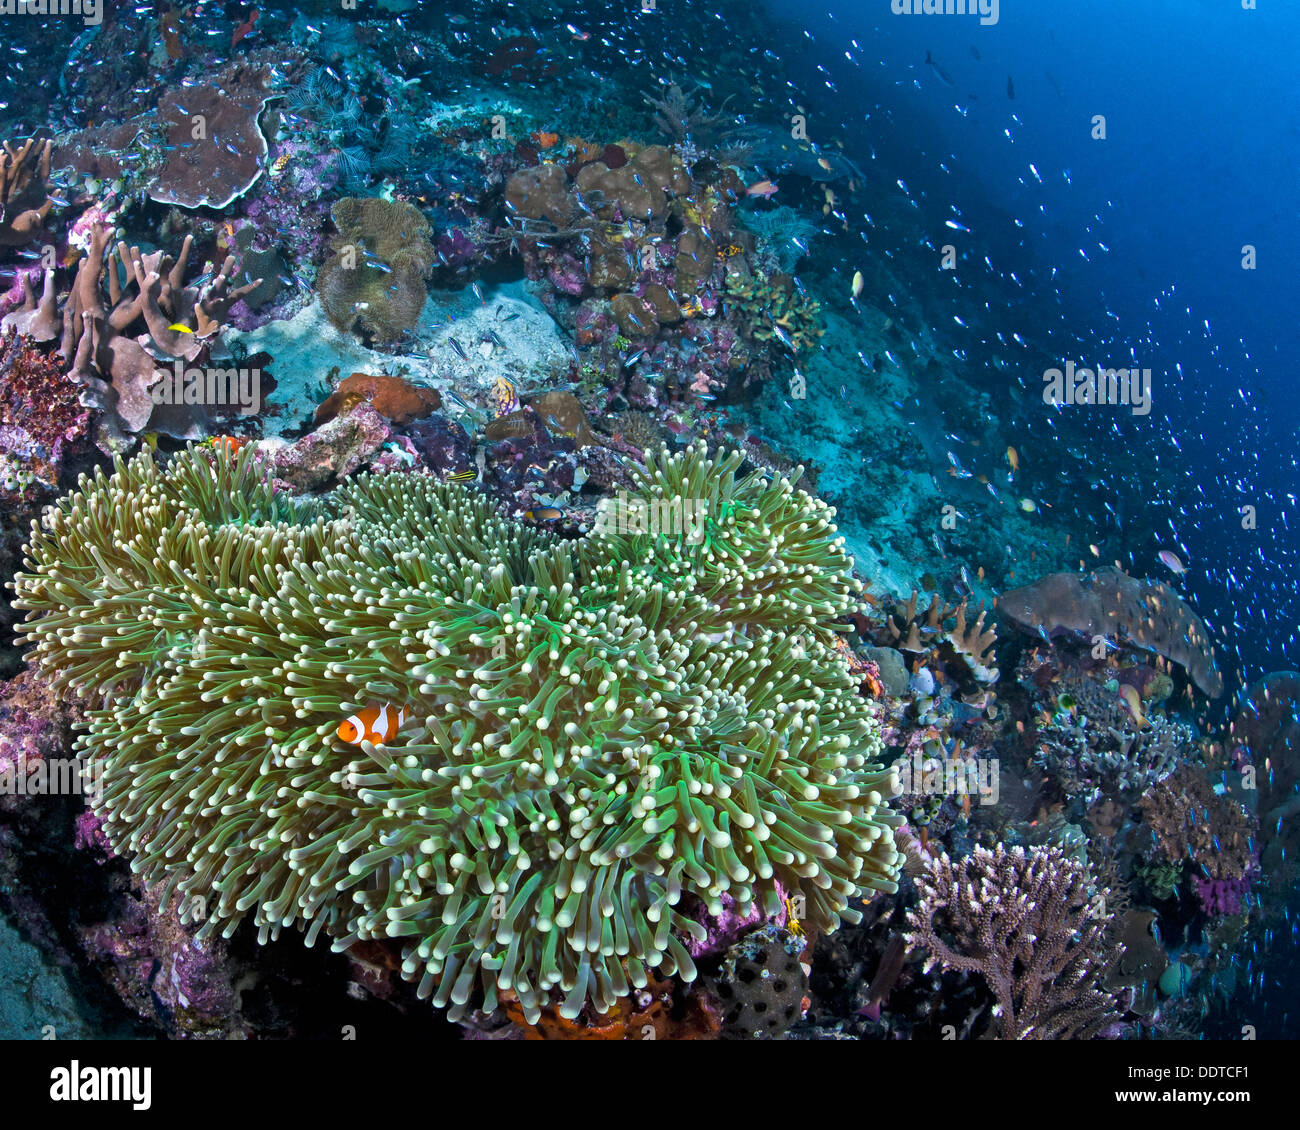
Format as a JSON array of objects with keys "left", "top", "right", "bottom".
[{"left": 761, "top": 0, "right": 1300, "bottom": 699}]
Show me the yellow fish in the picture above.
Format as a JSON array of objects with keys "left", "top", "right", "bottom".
[
  {"left": 1118, "top": 684, "right": 1145, "bottom": 726},
  {"left": 1006, "top": 446, "right": 1019, "bottom": 474},
  {"left": 851, "top": 270, "right": 864, "bottom": 299},
  {"left": 167, "top": 323, "right": 194, "bottom": 334},
  {"left": 446, "top": 469, "right": 477, "bottom": 483},
  {"left": 1019, "top": 498, "right": 1037, "bottom": 513}
]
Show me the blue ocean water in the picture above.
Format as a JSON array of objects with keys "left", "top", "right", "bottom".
[{"left": 766, "top": 0, "right": 1300, "bottom": 693}]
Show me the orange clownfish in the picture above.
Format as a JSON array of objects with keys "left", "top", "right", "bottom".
[{"left": 338, "top": 703, "right": 410, "bottom": 746}]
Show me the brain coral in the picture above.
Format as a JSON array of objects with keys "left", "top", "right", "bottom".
[{"left": 13, "top": 443, "right": 901, "bottom": 1022}]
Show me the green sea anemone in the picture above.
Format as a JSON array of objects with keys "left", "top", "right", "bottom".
[{"left": 13, "top": 442, "right": 901, "bottom": 1022}]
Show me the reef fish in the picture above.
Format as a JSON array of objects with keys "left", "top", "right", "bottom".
[
  {"left": 489, "top": 376, "right": 520, "bottom": 417},
  {"left": 1118, "top": 684, "right": 1145, "bottom": 726},
  {"left": 338, "top": 703, "right": 409, "bottom": 747},
  {"left": 746, "top": 179, "right": 779, "bottom": 199},
  {"left": 1158, "top": 549, "right": 1186, "bottom": 575}
]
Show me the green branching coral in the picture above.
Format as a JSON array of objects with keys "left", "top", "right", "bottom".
[
  {"left": 13, "top": 442, "right": 901, "bottom": 1023},
  {"left": 723, "top": 269, "right": 825, "bottom": 352}
]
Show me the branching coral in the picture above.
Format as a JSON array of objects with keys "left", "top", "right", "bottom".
[
  {"left": 905, "top": 844, "right": 1122, "bottom": 1039},
  {"left": 723, "top": 269, "right": 824, "bottom": 352},
  {"left": 1032, "top": 674, "right": 1192, "bottom": 797},
  {"left": 13, "top": 442, "right": 902, "bottom": 1024},
  {"left": 1139, "top": 766, "right": 1257, "bottom": 889},
  {"left": 1, "top": 223, "right": 260, "bottom": 441},
  {"left": 880, "top": 590, "right": 998, "bottom": 701},
  {"left": 0, "top": 138, "right": 53, "bottom": 246}
]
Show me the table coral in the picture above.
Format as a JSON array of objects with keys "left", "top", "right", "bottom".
[{"left": 999, "top": 566, "right": 1223, "bottom": 698}]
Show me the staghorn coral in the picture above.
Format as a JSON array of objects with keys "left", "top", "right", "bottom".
[
  {"left": 905, "top": 844, "right": 1122, "bottom": 1039},
  {"left": 1031, "top": 674, "right": 1192, "bottom": 797},
  {"left": 13, "top": 442, "right": 902, "bottom": 1024},
  {"left": 317, "top": 197, "right": 434, "bottom": 344},
  {"left": 999, "top": 567, "right": 1223, "bottom": 698}
]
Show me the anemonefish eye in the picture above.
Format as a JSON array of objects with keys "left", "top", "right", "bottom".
[{"left": 338, "top": 720, "right": 358, "bottom": 743}]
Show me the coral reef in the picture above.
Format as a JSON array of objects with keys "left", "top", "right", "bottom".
[
  {"left": 1028, "top": 671, "right": 1193, "bottom": 797},
  {"left": 315, "top": 372, "right": 442, "bottom": 426},
  {"left": 53, "top": 50, "right": 297, "bottom": 212},
  {"left": 723, "top": 268, "right": 825, "bottom": 353},
  {"left": 881, "top": 591, "right": 999, "bottom": 696},
  {"left": 0, "top": 138, "right": 53, "bottom": 247},
  {"left": 1139, "top": 766, "right": 1258, "bottom": 893},
  {"left": 317, "top": 197, "right": 435, "bottom": 344},
  {"left": 999, "top": 567, "right": 1223, "bottom": 698},
  {"left": 1, "top": 224, "right": 260, "bottom": 444},
  {"left": 1231, "top": 671, "right": 1300, "bottom": 868},
  {"left": 13, "top": 442, "right": 902, "bottom": 1025},
  {"left": 905, "top": 844, "right": 1122, "bottom": 1039},
  {"left": 0, "top": 328, "right": 92, "bottom": 488}
]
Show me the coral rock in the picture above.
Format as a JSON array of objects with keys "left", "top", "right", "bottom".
[
  {"left": 273, "top": 402, "right": 391, "bottom": 490},
  {"left": 315, "top": 373, "right": 441, "bottom": 426}
]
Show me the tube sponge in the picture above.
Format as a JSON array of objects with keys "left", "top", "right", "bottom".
[{"left": 13, "top": 442, "right": 901, "bottom": 1022}]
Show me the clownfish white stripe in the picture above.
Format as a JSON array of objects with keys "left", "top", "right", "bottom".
[{"left": 337, "top": 703, "right": 410, "bottom": 746}]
